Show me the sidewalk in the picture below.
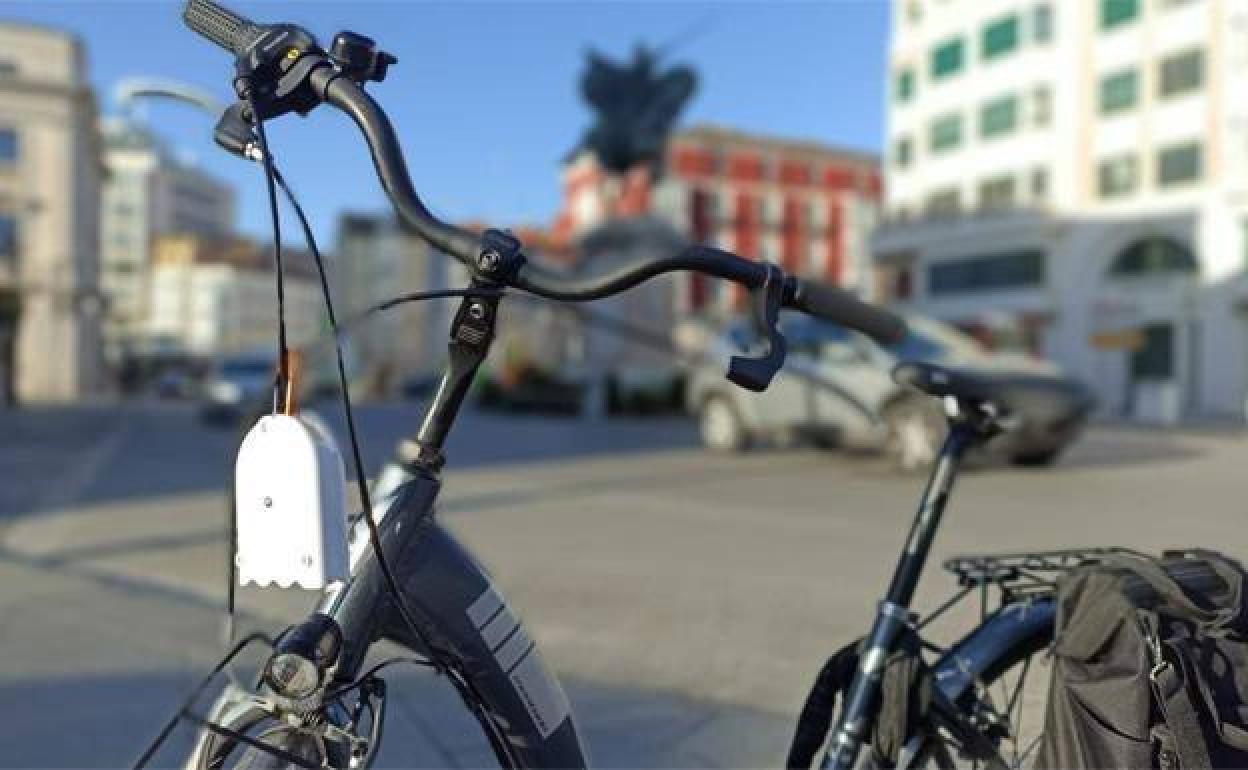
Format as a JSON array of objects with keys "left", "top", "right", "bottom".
[
  {"left": 0, "top": 515, "right": 791, "bottom": 768},
  {"left": 0, "top": 404, "right": 129, "bottom": 522}
]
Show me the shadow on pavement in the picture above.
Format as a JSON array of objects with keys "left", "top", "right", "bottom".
[
  {"left": 0, "top": 668, "right": 791, "bottom": 769},
  {"left": 0, "top": 402, "right": 700, "bottom": 521}
]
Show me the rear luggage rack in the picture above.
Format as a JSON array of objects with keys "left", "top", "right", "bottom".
[
  {"left": 943, "top": 548, "right": 1144, "bottom": 595},
  {"left": 914, "top": 548, "right": 1144, "bottom": 634}
]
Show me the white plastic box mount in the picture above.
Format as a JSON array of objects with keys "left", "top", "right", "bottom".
[{"left": 234, "top": 414, "right": 350, "bottom": 590}]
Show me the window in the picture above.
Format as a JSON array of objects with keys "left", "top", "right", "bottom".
[
  {"left": 1101, "top": 0, "right": 1140, "bottom": 30},
  {"left": 1098, "top": 154, "right": 1139, "bottom": 197},
  {"left": 928, "top": 249, "right": 1046, "bottom": 295},
  {"left": 929, "top": 113, "right": 963, "bottom": 153},
  {"left": 0, "top": 60, "right": 16, "bottom": 77},
  {"left": 1157, "top": 141, "right": 1202, "bottom": 186},
  {"left": 1099, "top": 69, "right": 1138, "bottom": 114},
  {"left": 1109, "top": 237, "right": 1197, "bottom": 277},
  {"left": 1242, "top": 218, "right": 1248, "bottom": 270},
  {"left": 1033, "top": 3, "right": 1054, "bottom": 43},
  {"left": 980, "top": 95, "right": 1018, "bottom": 138},
  {"left": 0, "top": 129, "right": 16, "bottom": 165},
  {"left": 0, "top": 213, "right": 16, "bottom": 263},
  {"left": 895, "top": 137, "right": 913, "bottom": 168},
  {"left": 896, "top": 68, "right": 915, "bottom": 102},
  {"left": 1131, "top": 323, "right": 1174, "bottom": 380},
  {"left": 982, "top": 15, "right": 1019, "bottom": 60},
  {"left": 978, "top": 175, "right": 1017, "bottom": 209},
  {"left": 931, "top": 38, "right": 965, "bottom": 80},
  {"left": 925, "top": 188, "right": 961, "bottom": 216},
  {"left": 1033, "top": 85, "right": 1052, "bottom": 126},
  {"left": 1031, "top": 168, "right": 1049, "bottom": 200},
  {"left": 1159, "top": 49, "right": 1204, "bottom": 98}
]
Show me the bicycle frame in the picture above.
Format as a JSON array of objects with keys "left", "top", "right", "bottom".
[
  {"left": 190, "top": 285, "right": 590, "bottom": 769},
  {"left": 822, "top": 407, "right": 994, "bottom": 770}
]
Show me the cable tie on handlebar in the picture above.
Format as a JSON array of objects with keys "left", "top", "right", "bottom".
[{"left": 474, "top": 228, "right": 524, "bottom": 285}]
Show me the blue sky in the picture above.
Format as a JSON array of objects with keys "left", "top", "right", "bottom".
[{"left": 4, "top": 1, "right": 890, "bottom": 244}]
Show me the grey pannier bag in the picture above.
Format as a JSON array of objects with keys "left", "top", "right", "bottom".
[{"left": 1035, "top": 550, "right": 1248, "bottom": 769}]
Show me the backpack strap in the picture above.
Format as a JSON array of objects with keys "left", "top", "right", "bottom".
[{"left": 1151, "top": 645, "right": 1214, "bottom": 770}]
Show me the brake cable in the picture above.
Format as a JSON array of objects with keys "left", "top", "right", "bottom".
[{"left": 258, "top": 138, "right": 522, "bottom": 767}]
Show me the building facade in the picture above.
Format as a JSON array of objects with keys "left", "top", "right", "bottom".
[
  {"left": 333, "top": 213, "right": 451, "bottom": 390},
  {"left": 876, "top": 0, "right": 1248, "bottom": 421},
  {"left": 146, "top": 234, "right": 321, "bottom": 358},
  {"left": 100, "top": 118, "right": 234, "bottom": 363},
  {"left": 0, "top": 22, "right": 104, "bottom": 403},
  {"left": 554, "top": 125, "right": 882, "bottom": 316}
]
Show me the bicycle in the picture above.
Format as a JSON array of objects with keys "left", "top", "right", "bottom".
[{"left": 143, "top": 3, "right": 906, "bottom": 769}]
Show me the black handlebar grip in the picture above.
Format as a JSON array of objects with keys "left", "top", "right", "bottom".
[
  {"left": 789, "top": 279, "right": 907, "bottom": 345},
  {"left": 183, "top": 0, "right": 263, "bottom": 55}
]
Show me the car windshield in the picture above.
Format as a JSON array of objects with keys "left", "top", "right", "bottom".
[
  {"left": 885, "top": 316, "right": 985, "bottom": 363},
  {"left": 728, "top": 314, "right": 850, "bottom": 352},
  {"left": 220, "top": 359, "right": 272, "bottom": 378}
]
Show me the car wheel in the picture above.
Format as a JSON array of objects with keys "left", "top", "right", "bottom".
[
  {"left": 882, "top": 397, "right": 945, "bottom": 471},
  {"left": 1011, "top": 448, "right": 1062, "bottom": 467},
  {"left": 700, "top": 396, "right": 748, "bottom": 452}
]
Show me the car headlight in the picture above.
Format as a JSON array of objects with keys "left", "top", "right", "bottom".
[{"left": 208, "top": 380, "right": 242, "bottom": 404}]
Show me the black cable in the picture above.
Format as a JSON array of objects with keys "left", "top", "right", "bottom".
[
  {"left": 271, "top": 163, "right": 520, "bottom": 770},
  {"left": 267, "top": 165, "right": 449, "bottom": 667},
  {"left": 323, "top": 656, "right": 434, "bottom": 701},
  {"left": 245, "top": 89, "right": 290, "bottom": 412},
  {"left": 132, "top": 631, "right": 275, "bottom": 769}
]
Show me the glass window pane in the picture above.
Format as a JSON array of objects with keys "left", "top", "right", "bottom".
[
  {"left": 0, "top": 129, "right": 16, "bottom": 164},
  {"left": 1099, "top": 70, "right": 1138, "bottom": 114},
  {"left": 1098, "top": 154, "right": 1138, "bottom": 197},
  {"left": 896, "top": 69, "right": 915, "bottom": 102},
  {"left": 1032, "top": 85, "right": 1052, "bottom": 126},
  {"left": 982, "top": 15, "right": 1019, "bottom": 60},
  {"left": 1157, "top": 142, "right": 1202, "bottom": 186},
  {"left": 1159, "top": 49, "right": 1204, "bottom": 98},
  {"left": 1101, "top": 0, "right": 1140, "bottom": 30},
  {"left": 928, "top": 250, "right": 1046, "bottom": 295},
  {"left": 931, "top": 38, "right": 965, "bottom": 79},
  {"left": 978, "top": 175, "right": 1017, "bottom": 209},
  {"left": 894, "top": 137, "right": 913, "bottom": 168},
  {"left": 929, "top": 113, "right": 963, "bottom": 153},
  {"left": 979, "top": 95, "right": 1018, "bottom": 138},
  {"left": 1131, "top": 323, "right": 1174, "bottom": 380},
  {"left": 925, "top": 188, "right": 961, "bottom": 216},
  {"left": 1033, "top": 3, "right": 1054, "bottom": 42},
  {"left": 0, "top": 213, "right": 16, "bottom": 259}
]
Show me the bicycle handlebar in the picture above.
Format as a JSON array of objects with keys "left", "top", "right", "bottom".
[
  {"left": 183, "top": 0, "right": 263, "bottom": 56},
  {"left": 181, "top": 0, "right": 907, "bottom": 347}
]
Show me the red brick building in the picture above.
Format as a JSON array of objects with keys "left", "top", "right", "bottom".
[{"left": 553, "top": 124, "right": 882, "bottom": 314}]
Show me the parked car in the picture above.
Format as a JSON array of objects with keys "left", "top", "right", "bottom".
[
  {"left": 199, "top": 351, "right": 276, "bottom": 425},
  {"left": 686, "top": 312, "right": 1095, "bottom": 469}
]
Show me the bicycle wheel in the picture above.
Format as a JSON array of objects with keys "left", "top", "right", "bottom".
[{"left": 909, "top": 625, "right": 1053, "bottom": 770}]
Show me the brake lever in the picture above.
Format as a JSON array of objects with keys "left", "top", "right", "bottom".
[{"left": 726, "top": 264, "right": 787, "bottom": 392}]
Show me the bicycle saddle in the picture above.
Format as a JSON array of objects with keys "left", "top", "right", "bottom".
[{"left": 892, "top": 361, "right": 1004, "bottom": 409}]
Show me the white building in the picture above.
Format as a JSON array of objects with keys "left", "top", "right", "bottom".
[
  {"left": 146, "top": 233, "right": 321, "bottom": 357},
  {"left": 100, "top": 118, "right": 233, "bottom": 361},
  {"left": 875, "top": 0, "right": 1248, "bottom": 421},
  {"left": 0, "top": 21, "right": 104, "bottom": 403},
  {"left": 332, "top": 213, "right": 450, "bottom": 391}
]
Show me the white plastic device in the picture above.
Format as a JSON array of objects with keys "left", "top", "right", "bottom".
[{"left": 234, "top": 413, "right": 350, "bottom": 590}]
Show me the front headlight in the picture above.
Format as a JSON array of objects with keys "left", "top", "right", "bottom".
[{"left": 266, "top": 652, "right": 321, "bottom": 699}]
